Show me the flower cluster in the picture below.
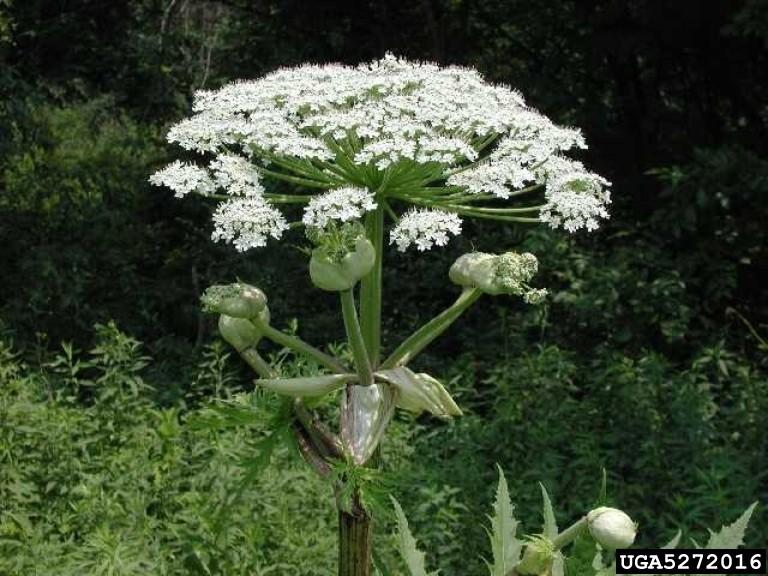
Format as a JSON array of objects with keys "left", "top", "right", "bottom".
[
  {"left": 538, "top": 158, "right": 611, "bottom": 232},
  {"left": 148, "top": 161, "right": 214, "bottom": 198},
  {"left": 390, "top": 208, "right": 463, "bottom": 252},
  {"left": 302, "top": 187, "right": 377, "bottom": 229},
  {"left": 211, "top": 197, "right": 287, "bottom": 251},
  {"left": 150, "top": 54, "right": 611, "bottom": 252}
]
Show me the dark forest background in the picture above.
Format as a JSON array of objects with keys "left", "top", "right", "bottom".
[{"left": 1, "top": 1, "right": 767, "bottom": 574}]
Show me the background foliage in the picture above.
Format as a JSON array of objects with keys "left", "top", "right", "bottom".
[{"left": 1, "top": 0, "right": 766, "bottom": 574}]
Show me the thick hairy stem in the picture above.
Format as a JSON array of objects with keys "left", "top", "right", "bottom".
[
  {"left": 339, "top": 505, "right": 373, "bottom": 576},
  {"left": 341, "top": 289, "right": 374, "bottom": 387},
  {"left": 251, "top": 318, "right": 347, "bottom": 374},
  {"left": 359, "top": 207, "right": 384, "bottom": 366},
  {"left": 381, "top": 288, "right": 482, "bottom": 368}
]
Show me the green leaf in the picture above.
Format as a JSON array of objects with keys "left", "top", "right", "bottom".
[
  {"left": 391, "top": 497, "right": 435, "bottom": 576},
  {"left": 704, "top": 502, "right": 757, "bottom": 549},
  {"left": 661, "top": 531, "right": 682, "bottom": 549},
  {"left": 540, "top": 483, "right": 558, "bottom": 540},
  {"left": 596, "top": 468, "right": 608, "bottom": 506},
  {"left": 486, "top": 466, "right": 523, "bottom": 576},
  {"left": 566, "top": 533, "right": 602, "bottom": 576}
]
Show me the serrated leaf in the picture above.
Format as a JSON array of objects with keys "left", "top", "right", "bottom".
[
  {"left": 704, "top": 502, "right": 757, "bottom": 549},
  {"left": 391, "top": 497, "right": 435, "bottom": 576},
  {"left": 661, "top": 531, "right": 682, "bottom": 549},
  {"left": 487, "top": 466, "right": 523, "bottom": 576},
  {"left": 540, "top": 483, "right": 558, "bottom": 540}
]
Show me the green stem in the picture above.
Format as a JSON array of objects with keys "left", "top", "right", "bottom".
[
  {"left": 239, "top": 347, "right": 277, "bottom": 378},
  {"left": 442, "top": 203, "right": 546, "bottom": 214},
  {"left": 341, "top": 290, "right": 374, "bottom": 387},
  {"left": 260, "top": 167, "right": 335, "bottom": 189},
  {"left": 553, "top": 516, "right": 588, "bottom": 550},
  {"left": 359, "top": 207, "right": 384, "bottom": 366},
  {"left": 381, "top": 288, "right": 482, "bottom": 368},
  {"left": 252, "top": 318, "right": 347, "bottom": 374},
  {"left": 264, "top": 193, "right": 314, "bottom": 204}
]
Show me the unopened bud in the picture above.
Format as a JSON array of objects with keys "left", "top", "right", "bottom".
[
  {"left": 309, "top": 236, "right": 375, "bottom": 292},
  {"left": 218, "top": 305, "right": 270, "bottom": 352},
  {"left": 587, "top": 507, "right": 637, "bottom": 549},
  {"left": 202, "top": 283, "right": 267, "bottom": 319},
  {"left": 517, "top": 537, "right": 556, "bottom": 575}
]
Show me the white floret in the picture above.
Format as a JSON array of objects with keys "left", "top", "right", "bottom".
[
  {"left": 390, "top": 208, "right": 463, "bottom": 252},
  {"left": 211, "top": 197, "right": 288, "bottom": 251},
  {"left": 302, "top": 187, "right": 377, "bottom": 228},
  {"left": 149, "top": 161, "right": 214, "bottom": 198}
]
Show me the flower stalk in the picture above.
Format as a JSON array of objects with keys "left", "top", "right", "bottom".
[
  {"left": 250, "top": 317, "right": 347, "bottom": 374},
  {"left": 382, "top": 288, "right": 482, "bottom": 369},
  {"left": 360, "top": 207, "right": 384, "bottom": 365},
  {"left": 340, "top": 289, "right": 373, "bottom": 387}
]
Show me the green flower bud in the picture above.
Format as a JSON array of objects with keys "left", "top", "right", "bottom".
[
  {"left": 218, "top": 306, "right": 270, "bottom": 352},
  {"left": 309, "top": 236, "right": 375, "bottom": 292},
  {"left": 201, "top": 283, "right": 267, "bottom": 318},
  {"left": 517, "top": 537, "right": 556, "bottom": 576},
  {"left": 587, "top": 507, "right": 637, "bottom": 549},
  {"left": 449, "top": 251, "right": 546, "bottom": 303}
]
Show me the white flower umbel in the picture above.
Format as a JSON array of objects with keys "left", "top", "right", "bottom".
[
  {"left": 302, "top": 187, "right": 377, "bottom": 229},
  {"left": 210, "top": 153, "right": 265, "bottom": 197},
  {"left": 447, "top": 157, "right": 535, "bottom": 199},
  {"left": 390, "top": 208, "right": 462, "bottom": 252},
  {"left": 211, "top": 197, "right": 288, "bottom": 251},
  {"left": 156, "top": 53, "right": 611, "bottom": 254},
  {"left": 149, "top": 161, "right": 214, "bottom": 198},
  {"left": 539, "top": 157, "right": 611, "bottom": 232}
]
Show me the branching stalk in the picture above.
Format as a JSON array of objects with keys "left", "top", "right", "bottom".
[
  {"left": 381, "top": 288, "right": 482, "bottom": 368},
  {"left": 553, "top": 516, "right": 588, "bottom": 550},
  {"left": 239, "top": 347, "right": 277, "bottom": 378},
  {"left": 340, "top": 289, "right": 374, "bottom": 387},
  {"left": 360, "top": 207, "right": 384, "bottom": 365},
  {"left": 251, "top": 318, "right": 348, "bottom": 374}
]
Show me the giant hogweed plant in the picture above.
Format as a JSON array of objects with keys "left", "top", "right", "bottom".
[{"left": 151, "top": 54, "right": 613, "bottom": 575}]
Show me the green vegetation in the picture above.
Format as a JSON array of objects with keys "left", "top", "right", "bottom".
[{"left": 1, "top": 322, "right": 764, "bottom": 574}]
